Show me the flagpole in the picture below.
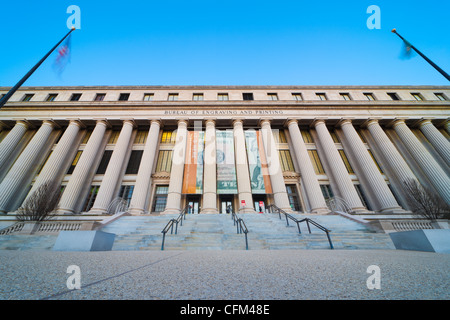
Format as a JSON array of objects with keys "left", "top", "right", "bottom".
[
  {"left": 392, "top": 29, "right": 450, "bottom": 82},
  {"left": 0, "top": 27, "right": 76, "bottom": 109}
]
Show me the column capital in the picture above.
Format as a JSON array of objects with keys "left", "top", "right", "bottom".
[
  {"left": 13, "top": 119, "right": 32, "bottom": 129},
  {"left": 417, "top": 118, "right": 435, "bottom": 127},
  {"left": 205, "top": 118, "right": 216, "bottom": 126},
  {"left": 177, "top": 119, "right": 189, "bottom": 126},
  {"left": 312, "top": 118, "right": 328, "bottom": 127},
  {"left": 121, "top": 119, "right": 137, "bottom": 128},
  {"left": 94, "top": 119, "right": 111, "bottom": 128},
  {"left": 392, "top": 118, "right": 408, "bottom": 127},
  {"left": 337, "top": 118, "right": 353, "bottom": 127},
  {"left": 66, "top": 119, "right": 85, "bottom": 129},
  {"left": 41, "top": 119, "right": 59, "bottom": 129},
  {"left": 364, "top": 118, "right": 382, "bottom": 128},
  {"left": 149, "top": 119, "right": 162, "bottom": 127},
  {"left": 232, "top": 118, "right": 244, "bottom": 127},
  {"left": 286, "top": 119, "right": 299, "bottom": 127},
  {"left": 259, "top": 119, "right": 272, "bottom": 127}
]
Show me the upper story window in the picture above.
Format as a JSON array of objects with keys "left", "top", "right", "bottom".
[
  {"left": 193, "top": 93, "right": 204, "bottom": 101},
  {"left": 46, "top": 94, "right": 58, "bottom": 102},
  {"left": 94, "top": 93, "right": 106, "bottom": 101},
  {"left": 217, "top": 93, "right": 229, "bottom": 101},
  {"left": 267, "top": 93, "right": 278, "bottom": 101},
  {"left": 316, "top": 93, "right": 327, "bottom": 100},
  {"left": 70, "top": 93, "right": 82, "bottom": 101},
  {"left": 143, "top": 93, "right": 154, "bottom": 101},
  {"left": 411, "top": 92, "right": 424, "bottom": 101},
  {"left": 292, "top": 93, "right": 303, "bottom": 101},
  {"left": 340, "top": 93, "right": 352, "bottom": 100},
  {"left": 168, "top": 93, "right": 179, "bottom": 101},
  {"left": 118, "top": 93, "right": 130, "bottom": 101},
  {"left": 363, "top": 93, "right": 376, "bottom": 101},
  {"left": 243, "top": 93, "right": 254, "bottom": 101},
  {"left": 22, "top": 94, "right": 34, "bottom": 102},
  {"left": 435, "top": 93, "right": 448, "bottom": 101},
  {"left": 387, "top": 92, "right": 400, "bottom": 100}
]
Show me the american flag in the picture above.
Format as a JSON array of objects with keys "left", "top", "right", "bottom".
[{"left": 54, "top": 34, "right": 72, "bottom": 74}]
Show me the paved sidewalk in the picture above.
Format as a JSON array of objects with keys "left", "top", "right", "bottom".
[{"left": 0, "top": 249, "right": 448, "bottom": 300}]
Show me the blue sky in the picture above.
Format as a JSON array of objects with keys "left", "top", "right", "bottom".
[{"left": 0, "top": 0, "right": 449, "bottom": 86}]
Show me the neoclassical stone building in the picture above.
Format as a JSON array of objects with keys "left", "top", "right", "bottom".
[{"left": 0, "top": 86, "right": 448, "bottom": 223}]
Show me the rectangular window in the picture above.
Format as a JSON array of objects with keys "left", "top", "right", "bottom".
[
  {"left": 320, "top": 184, "right": 334, "bottom": 201},
  {"left": 300, "top": 130, "right": 314, "bottom": 143},
  {"left": 94, "top": 93, "right": 106, "bottom": 101},
  {"left": 118, "top": 185, "right": 134, "bottom": 207},
  {"left": 108, "top": 131, "right": 121, "bottom": 144},
  {"left": 96, "top": 150, "right": 113, "bottom": 174},
  {"left": 355, "top": 184, "right": 371, "bottom": 210},
  {"left": 160, "top": 130, "right": 177, "bottom": 144},
  {"left": 316, "top": 93, "right": 327, "bottom": 100},
  {"left": 143, "top": 93, "right": 154, "bottom": 101},
  {"left": 267, "top": 93, "right": 278, "bottom": 101},
  {"left": 363, "top": 93, "right": 376, "bottom": 101},
  {"left": 193, "top": 93, "right": 204, "bottom": 101},
  {"left": 152, "top": 185, "right": 169, "bottom": 212},
  {"left": 272, "top": 129, "right": 287, "bottom": 143},
  {"left": 243, "top": 93, "right": 254, "bottom": 101},
  {"left": 70, "top": 93, "right": 82, "bottom": 101},
  {"left": 411, "top": 92, "right": 424, "bottom": 101},
  {"left": 156, "top": 150, "right": 173, "bottom": 172},
  {"left": 340, "top": 93, "right": 352, "bottom": 100},
  {"left": 22, "top": 94, "right": 34, "bottom": 102},
  {"left": 435, "top": 93, "right": 448, "bottom": 101},
  {"left": 330, "top": 131, "right": 340, "bottom": 143},
  {"left": 134, "top": 130, "right": 148, "bottom": 144},
  {"left": 387, "top": 92, "right": 400, "bottom": 100},
  {"left": 217, "top": 93, "right": 229, "bottom": 101},
  {"left": 368, "top": 150, "right": 383, "bottom": 173},
  {"left": 168, "top": 93, "right": 179, "bottom": 101},
  {"left": 46, "top": 94, "right": 58, "bottom": 102},
  {"left": 82, "top": 185, "right": 100, "bottom": 212},
  {"left": 338, "top": 149, "right": 354, "bottom": 173},
  {"left": 125, "top": 150, "right": 143, "bottom": 174},
  {"left": 308, "top": 150, "right": 325, "bottom": 174},
  {"left": 286, "top": 185, "right": 302, "bottom": 211},
  {"left": 67, "top": 151, "right": 82, "bottom": 174},
  {"left": 292, "top": 93, "right": 303, "bottom": 101},
  {"left": 278, "top": 150, "right": 295, "bottom": 172},
  {"left": 81, "top": 130, "right": 92, "bottom": 144},
  {"left": 118, "top": 93, "right": 130, "bottom": 101}
]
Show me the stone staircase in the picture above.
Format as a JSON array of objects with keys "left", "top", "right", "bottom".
[{"left": 0, "top": 213, "right": 396, "bottom": 251}]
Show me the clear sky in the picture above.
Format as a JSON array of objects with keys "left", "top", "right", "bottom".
[{"left": 0, "top": 0, "right": 449, "bottom": 87}]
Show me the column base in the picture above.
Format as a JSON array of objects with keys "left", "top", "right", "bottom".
[
  {"left": 127, "top": 208, "right": 146, "bottom": 215},
  {"left": 162, "top": 208, "right": 181, "bottom": 215},
  {"left": 238, "top": 207, "right": 257, "bottom": 214},
  {"left": 378, "top": 207, "right": 409, "bottom": 214},
  {"left": 310, "top": 207, "right": 332, "bottom": 214},
  {"left": 200, "top": 208, "right": 218, "bottom": 214}
]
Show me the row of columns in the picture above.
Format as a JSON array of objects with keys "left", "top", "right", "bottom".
[{"left": 0, "top": 116, "right": 448, "bottom": 215}]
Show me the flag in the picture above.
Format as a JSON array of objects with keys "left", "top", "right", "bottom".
[
  {"left": 53, "top": 33, "right": 72, "bottom": 74},
  {"left": 400, "top": 39, "right": 415, "bottom": 60}
]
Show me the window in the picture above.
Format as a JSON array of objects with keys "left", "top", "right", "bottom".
[
  {"left": 160, "top": 130, "right": 177, "bottom": 144},
  {"left": 134, "top": 130, "right": 148, "bottom": 144},
  {"left": 435, "top": 93, "right": 448, "bottom": 101},
  {"left": 155, "top": 150, "right": 173, "bottom": 172},
  {"left": 355, "top": 184, "right": 371, "bottom": 210},
  {"left": 70, "top": 93, "right": 82, "bottom": 101},
  {"left": 67, "top": 151, "right": 82, "bottom": 174},
  {"left": 243, "top": 93, "right": 254, "bottom": 101},
  {"left": 82, "top": 185, "right": 100, "bottom": 212},
  {"left": 363, "top": 93, "right": 376, "bottom": 101},
  {"left": 143, "top": 93, "right": 154, "bottom": 101},
  {"left": 217, "top": 93, "right": 229, "bottom": 101},
  {"left": 308, "top": 150, "right": 325, "bottom": 174},
  {"left": 96, "top": 150, "right": 113, "bottom": 174},
  {"left": 108, "top": 131, "right": 121, "bottom": 144},
  {"left": 81, "top": 130, "right": 92, "bottom": 144},
  {"left": 320, "top": 185, "right": 334, "bottom": 202},
  {"left": 267, "top": 93, "right": 278, "bottom": 101},
  {"left": 193, "top": 93, "right": 204, "bottom": 101},
  {"left": 340, "top": 93, "right": 352, "bottom": 100},
  {"left": 286, "top": 185, "right": 302, "bottom": 211},
  {"left": 387, "top": 92, "right": 400, "bottom": 100},
  {"left": 292, "top": 93, "right": 303, "bottom": 101},
  {"left": 368, "top": 150, "right": 383, "bottom": 173},
  {"left": 152, "top": 185, "right": 169, "bottom": 212},
  {"left": 278, "top": 150, "right": 295, "bottom": 172},
  {"left": 330, "top": 131, "right": 340, "bottom": 143},
  {"left": 272, "top": 129, "right": 287, "bottom": 143},
  {"left": 338, "top": 149, "right": 354, "bottom": 173},
  {"left": 411, "top": 93, "right": 424, "bottom": 101},
  {"left": 22, "top": 94, "right": 34, "bottom": 102},
  {"left": 301, "top": 130, "right": 314, "bottom": 143},
  {"left": 118, "top": 185, "right": 134, "bottom": 207},
  {"left": 94, "top": 93, "right": 106, "bottom": 101},
  {"left": 168, "top": 93, "right": 178, "bottom": 101},
  {"left": 46, "top": 94, "right": 58, "bottom": 102},
  {"left": 118, "top": 93, "right": 130, "bottom": 101},
  {"left": 125, "top": 150, "right": 143, "bottom": 174},
  {"left": 316, "top": 93, "right": 327, "bottom": 100}
]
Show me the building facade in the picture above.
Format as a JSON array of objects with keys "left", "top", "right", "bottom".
[{"left": 0, "top": 86, "right": 449, "bottom": 220}]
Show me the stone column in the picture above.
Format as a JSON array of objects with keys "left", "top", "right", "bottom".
[
  {"left": 57, "top": 119, "right": 109, "bottom": 214},
  {"left": 201, "top": 119, "right": 218, "bottom": 213},
  {"left": 393, "top": 119, "right": 450, "bottom": 203},
  {"left": 339, "top": 119, "right": 402, "bottom": 213},
  {"left": 23, "top": 120, "right": 83, "bottom": 203},
  {"left": 0, "top": 120, "right": 30, "bottom": 170},
  {"left": 163, "top": 119, "right": 188, "bottom": 214},
  {"left": 0, "top": 120, "right": 55, "bottom": 214},
  {"left": 287, "top": 119, "right": 329, "bottom": 213},
  {"left": 233, "top": 119, "right": 255, "bottom": 213},
  {"left": 313, "top": 119, "right": 366, "bottom": 213},
  {"left": 260, "top": 120, "right": 292, "bottom": 212},
  {"left": 418, "top": 119, "right": 450, "bottom": 166},
  {"left": 89, "top": 120, "right": 135, "bottom": 214},
  {"left": 128, "top": 120, "right": 161, "bottom": 215}
]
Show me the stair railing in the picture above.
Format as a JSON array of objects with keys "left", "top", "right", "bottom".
[
  {"left": 161, "top": 205, "right": 189, "bottom": 250},
  {"left": 231, "top": 208, "right": 249, "bottom": 250}
]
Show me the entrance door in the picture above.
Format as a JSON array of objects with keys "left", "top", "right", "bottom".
[
  {"left": 220, "top": 196, "right": 233, "bottom": 214},
  {"left": 253, "top": 195, "right": 266, "bottom": 213},
  {"left": 187, "top": 196, "right": 200, "bottom": 214}
]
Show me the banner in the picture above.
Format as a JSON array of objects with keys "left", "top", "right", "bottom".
[
  {"left": 216, "top": 130, "right": 238, "bottom": 194},
  {"left": 245, "top": 130, "right": 272, "bottom": 194},
  {"left": 182, "top": 131, "right": 204, "bottom": 194}
]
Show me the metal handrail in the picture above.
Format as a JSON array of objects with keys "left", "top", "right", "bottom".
[
  {"left": 161, "top": 205, "right": 189, "bottom": 250},
  {"left": 267, "top": 204, "right": 333, "bottom": 249},
  {"left": 231, "top": 209, "right": 249, "bottom": 250}
]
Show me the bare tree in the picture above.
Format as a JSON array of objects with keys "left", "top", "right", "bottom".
[
  {"left": 16, "top": 181, "right": 61, "bottom": 222},
  {"left": 403, "top": 178, "right": 450, "bottom": 221}
]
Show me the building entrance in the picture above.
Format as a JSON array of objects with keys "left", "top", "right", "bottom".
[
  {"left": 186, "top": 196, "right": 200, "bottom": 214},
  {"left": 253, "top": 195, "right": 267, "bottom": 213},
  {"left": 219, "top": 195, "right": 234, "bottom": 214}
]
